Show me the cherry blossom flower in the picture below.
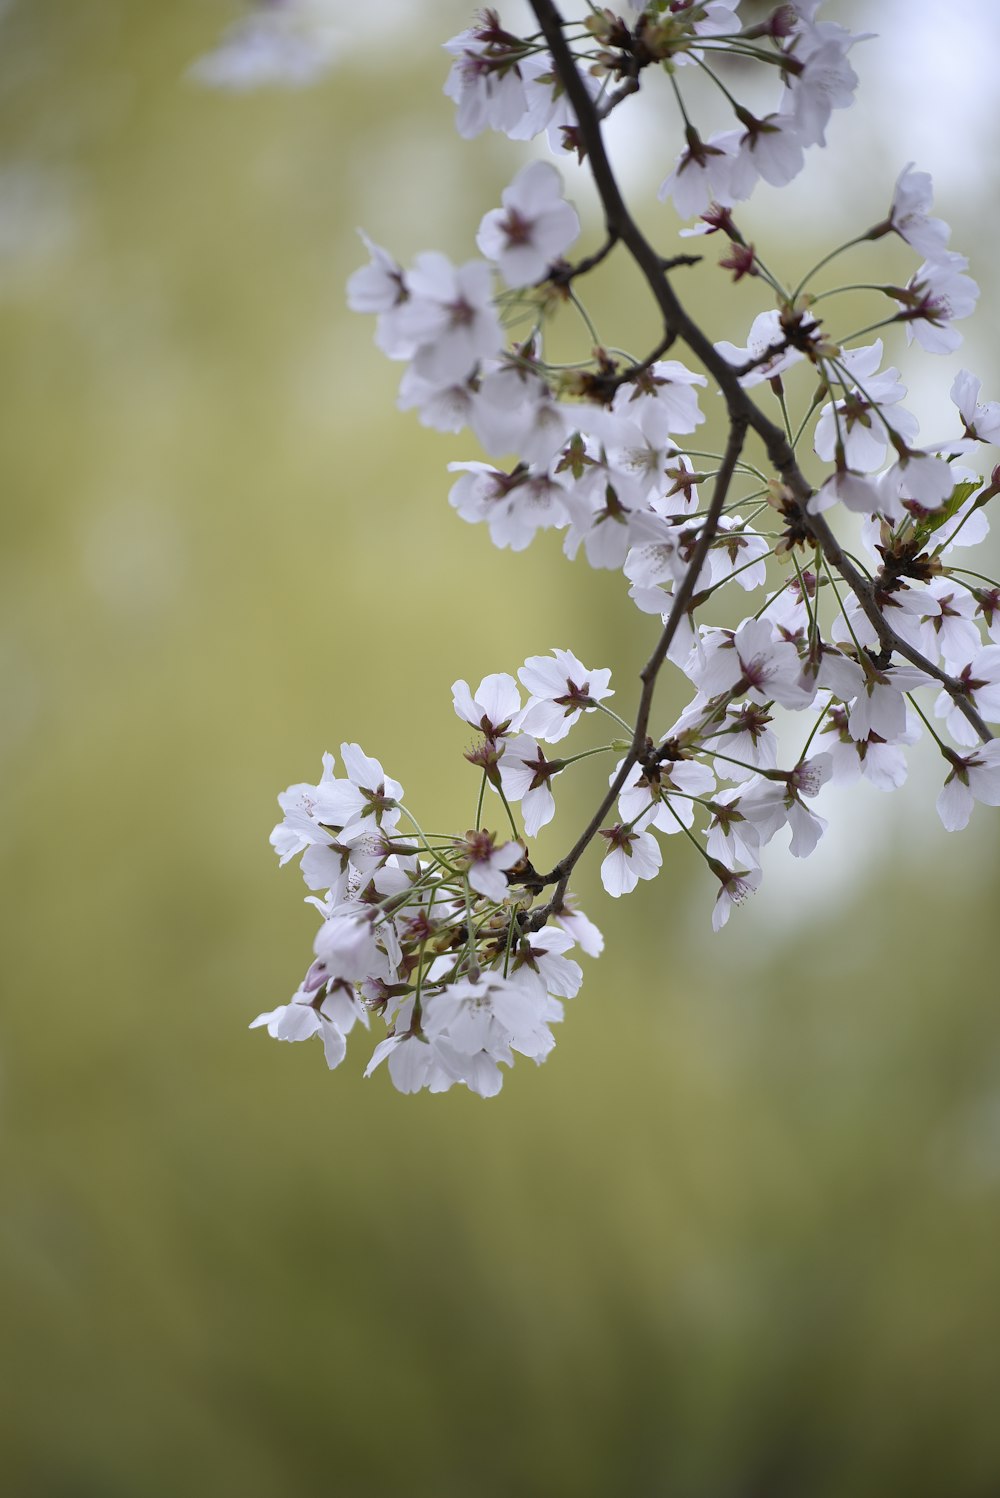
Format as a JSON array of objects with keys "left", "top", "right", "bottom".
[
  {"left": 472, "top": 360, "right": 570, "bottom": 465},
  {"left": 898, "top": 252, "right": 979, "bottom": 355},
  {"left": 270, "top": 751, "right": 339, "bottom": 866},
  {"left": 560, "top": 465, "right": 650, "bottom": 571},
  {"left": 848, "top": 663, "right": 931, "bottom": 742},
  {"left": 553, "top": 898, "right": 604, "bottom": 957},
  {"left": 610, "top": 361, "right": 708, "bottom": 441},
  {"left": 512, "top": 53, "right": 588, "bottom": 149},
  {"left": 884, "top": 163, "right": 951, "bottom": 262},
  {"left": 739, "top": 757, "right": 832, "bottom": 859},
  {"left": 937, "top": 743, "right": 1000, "bottom": 831},
  {"left": 509, "top": 927, "right": 583, "bottom": 1003},
  {"left": 715, "top": 309, "right": 812, "bottom": 388},
  {"left": 346, "top": 232, "right": 407, "bottom": 317},
  {"left": 250, "top": 958, "right": 370, "bottom": 1072},
  {"left": 876, "top": 451, "right": 955, "bottom": 520},
  {"left": 815, "top": 702, "right": 917, "bottom": 791},
  {"left": 421, "top": 973, "right": 558, "bottom": 1096},
  {"left": 623, "top": 513, "right": 692, "bottom": 601},
  {"left": 599, "top": 823, "right": 662, "bottom": 897},
  {"left": 517, "top": 649, "right": 613, "bottom": 743},
  {"left": 730, "top": 113, "right": 805, "bottom": 198},
  {"left": 463, "top": 829, "right": 521, "bottom": 901},
  {"left": 396, "top": 365, "right": 478, "bottom": 435},
  {"left": 476, "top": 160, "right": 579, "bottom": 288},
  {"left": 705, "top": 789, "right": 762, "bottom": 870},
  {"left": 702, "top": 700, "right": 780, "bottom": 782},
  {"left": 365, "top": 1025, "right": 460, "bottom": 1094},
  {"left": 710, "top": 863, "right": 762, "bottom": 932},
  {"left": 443, "top": 25, "right": 533, "bottom": 140},
  {"left": 781, "top": 19, "right": 861, "bottom": 147},
  {"left": 951, "top": 369, "right": 1000, "bottom": 444},
  {"left": 498, "top": 733, "right": 559, "bottom": 836},
  {"left": 452, "top": 671, "right": 521, "bottom": 740},
  {"left": 313, "top": 743, "right": 404, "bottom": 838},
  {"left": 312, "top": 908, "right": 380, "bottom": 983},
  {"left": 448, "top": 460, "right": 570, "bottom": 551},
  {"left": 934, "top": 647, "right": 1000, "bottom": 747},
  {"left": 687, "top": 618, "right": 813, "bottom": 710},
  {"left": 397, "top": 253, "right": 503, "bottom": 386},
  {"left": 658, "top": 129, "right": 741, "bottom": 220},
  {"left": 813, "top": 341, "right": 916, "bottom": 472},
  {"left": 809, "top": 467, "right": 881, "bottom": 516},
  {"left": 709, "top": 517, "right": 770, "bottom": 592},
  {"left": 915, "top": 578, "right": 981, "bottom": 669},
  {"left": 617, "top": 755, "right": 715, "bottom": 835}
]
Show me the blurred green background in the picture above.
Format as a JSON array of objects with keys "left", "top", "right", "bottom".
[{"left": 3, "top": 2, "right": 1000, "bottom": 1494}]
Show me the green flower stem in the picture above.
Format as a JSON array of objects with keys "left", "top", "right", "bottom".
[
  {"left": 819, "top": 554, "right": 866, "bottom": 658},
  {"left": 667, "top": 70, "right": 693, "bottom": 130},
  {"left": 700, "top": 545, "right": 777, "bottom": 600},
  {"left": 661, "top": 796, "right": 715, "bottom": 864},
  {"left": 791, "top": 385, "right": 827, "bottom": 448},
  {"left": 463, "top": 879, "right": 480, "bottom": 981},
  {"left": 699, "top": 746, "right": 765, "bottom": 776},
  {"left": 567, "top": 287, "right": 601, "bottom": 346},
  {"left": 947, "top": 565, "right": 1000, "bottom": 589},
  {"left": 841, "top": 315, "right": 905, "bottom": 343},
  {"left": 906, "top": 691, "right": 952, "bottom": 754},
  {"left": 799, "top": 704, "right": 831, "bottom": 761},
  {"left": 558, "top": 743, "right": 619, "bottom": 769},
  {"left": 790, "top": 545, "right": 819, "bottom": 647},
  {"left": 399, "top": 805, "right": 463, "bottom": 876},
  {"left": 753, "top": 572, "right": 792, "bottom": 621},
  {"left": 594, "top": 700, "right": 634, "bottom": 735},
  {"left": 826, "top": 354, "right": 910, "bottom": 453},
  {"left": 697, "top": 40, "right": 807, "bottom": 69},
  {"left": 502, "top": 907, "right": 518, "bottom": 979},
  {"left": 681, "top": 449, "right": 770, "bottom": 484},
  {"left": 790, "top": 235, "right": 881, "bottom": 304},
  {"left": 495, "top": 782, "right": 521, "bottom": 840}
]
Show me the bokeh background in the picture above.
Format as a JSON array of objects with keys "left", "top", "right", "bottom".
[{"left": 4, "top": 2, "right": 1000, "bottom": 1494}]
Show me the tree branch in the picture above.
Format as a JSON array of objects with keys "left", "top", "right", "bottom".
[
  {"left": 524, "top": 417, "right": 747, "bottom": 925},
  {"left": 527, "top": 0, "right": 993, "bottom": 746}
]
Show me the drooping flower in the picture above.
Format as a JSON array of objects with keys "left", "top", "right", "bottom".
[
  {"left": 599, "top": 823, "right": 662, "bottom": 897},
  {"left": 936, "top": 743, "right": 1000, "bottom": 831}
]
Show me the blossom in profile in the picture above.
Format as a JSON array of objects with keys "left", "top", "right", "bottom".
[{"left": 885, "top": 163, "right": 951, "bottom": 261}]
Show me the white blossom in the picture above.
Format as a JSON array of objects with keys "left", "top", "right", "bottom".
[
  {"left": 599, "top": 824, "right": 662, "bottom": 897},
  {"left": 886, "top": 163, "right": 951, "bottom": 262},
  {"left": 937, "top": 743, "right": 1000, "bottom": 831},
  {"left": 517, "top": 649, "right": 613, "bottom": 743},
  {"left": 476, "top": 160, "right": 579, "bottom": 288}
]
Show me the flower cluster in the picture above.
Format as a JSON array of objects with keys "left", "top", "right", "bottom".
[
  {"left": 237, "top": 2, "right": 1000, "bottom": 1094},
  {"left": 255, "top": 664, "right": 610, "bottom": 1095}
]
